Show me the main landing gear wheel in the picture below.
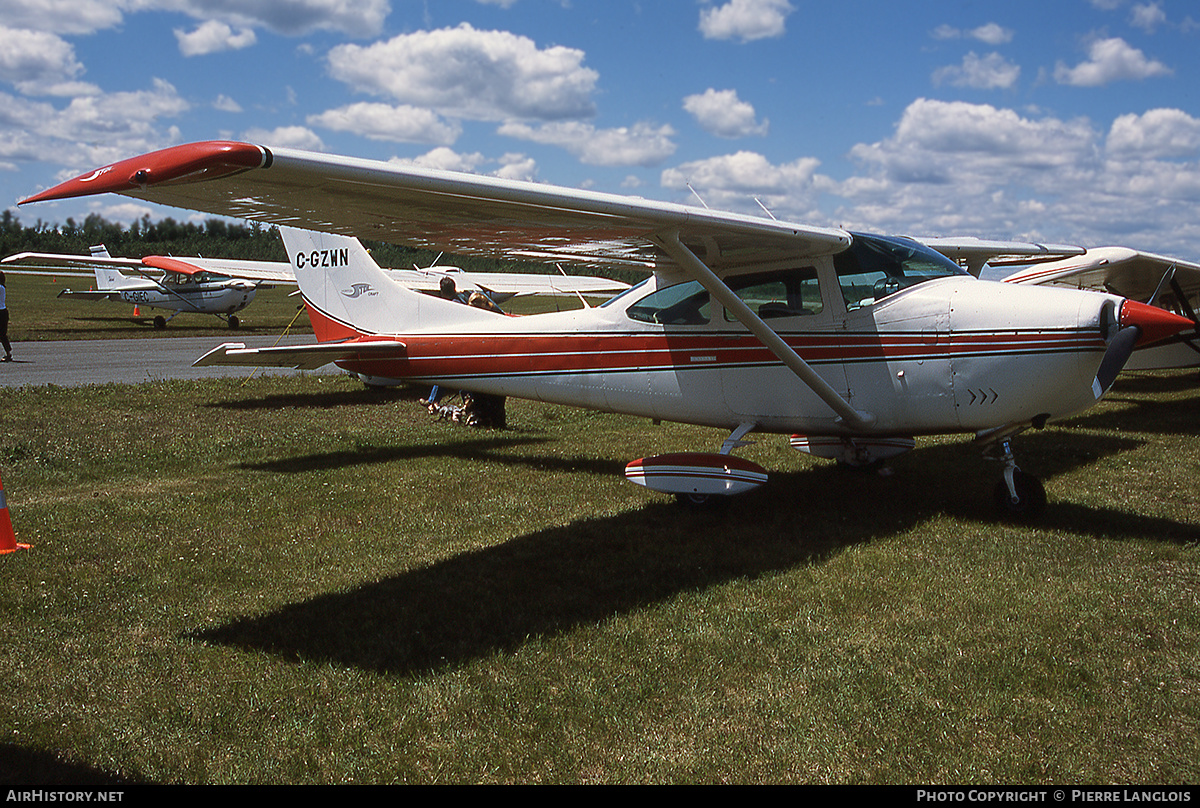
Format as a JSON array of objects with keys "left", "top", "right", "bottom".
[
  {"left": 675, "top": 492, "right": 715, "bottom": 508},
  {"left": 153, "top": 315, "right": 166, "bottom": 329},
  {"left": 993, "top": 468, "right": 1046, "bottom": 519},
  {"left": 227, "top": 315, "right": 239, "bottom": 329}
]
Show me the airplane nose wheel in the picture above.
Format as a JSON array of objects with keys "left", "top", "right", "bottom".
[{"left": 989, "top": 439, "right": 1046, "bottom": 519}]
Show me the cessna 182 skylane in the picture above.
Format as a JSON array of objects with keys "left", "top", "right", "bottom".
[{"left": 19, "top": 141, "right": 1196, "bottom": 517}]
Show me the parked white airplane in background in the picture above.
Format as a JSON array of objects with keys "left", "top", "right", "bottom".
[
  {"left": 3, "top": 245, "right": 291, "bottom": 328},
  {"left": 992, "top": 246, "right": 1200, "bottom": 370},
  {"left": 20, "top": 141, "right": 1196, "bottom": 517}
]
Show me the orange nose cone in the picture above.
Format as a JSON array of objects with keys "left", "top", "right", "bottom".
[{"left": 1120, "top": 299, "right": 1196, "bottom": 346}]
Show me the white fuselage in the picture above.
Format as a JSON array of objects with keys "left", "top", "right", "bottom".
[
  {"left": 298, "top": 238, "right": 1119, "bottom": 438},
  {"left": 95, "top": 267, "right": 257, "bottom": 315}
]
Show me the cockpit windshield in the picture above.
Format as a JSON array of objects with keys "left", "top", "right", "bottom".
[{"left": 835, "top": 232, "right": 968, "bottom": 310}]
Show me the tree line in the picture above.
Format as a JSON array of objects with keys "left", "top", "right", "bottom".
[{"left": 0, "top": 210, "right": 631, "bottom": 279}]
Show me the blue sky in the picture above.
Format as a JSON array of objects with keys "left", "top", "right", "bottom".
[{"left": 5, "top": 0, "right": 1200, "bottom": 256}]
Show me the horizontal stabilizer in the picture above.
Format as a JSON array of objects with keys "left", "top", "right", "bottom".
[{"left": 194, "top": 340, "right": 406, "bottom": 371}]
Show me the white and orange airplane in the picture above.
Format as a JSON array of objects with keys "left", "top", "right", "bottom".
[
  {"left": 2, "top": 244, "right": 288, "bottom": 328},
  {"left": 19, "top": 141, "right": 1196, "bottom": 516}
]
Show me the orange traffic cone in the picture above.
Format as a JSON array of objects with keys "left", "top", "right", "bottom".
[
  {"left": 0, "top": 471, "right": 30, "bottom": 554},
  {"left": 133, "top": 305, "right": 141, "bottom": 317}
]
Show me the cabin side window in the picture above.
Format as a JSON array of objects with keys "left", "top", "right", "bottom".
[
  {"left": 722, "top": 267, "right": 823, "bottom": 322},
  {"left": 626, "top": 280, "right": 710, "bottom": 325}
]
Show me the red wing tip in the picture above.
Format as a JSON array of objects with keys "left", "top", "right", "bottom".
[{"left": 19, "top": 141, "right": 270, "bottom": 206}]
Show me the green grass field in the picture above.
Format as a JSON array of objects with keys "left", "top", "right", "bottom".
[{"left": 0, "top": 362, "right": 1196, "bottom": 784}]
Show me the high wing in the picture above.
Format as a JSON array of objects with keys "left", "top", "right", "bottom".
[
  {"left": 19, "top": 141, "right": 852, "bottom": 274},
  {"left": 141, "top": 255, "right": 294, "bottom": 284},
  {"left": 914, "top": 237, "right": 1086, "bottom": 277}
]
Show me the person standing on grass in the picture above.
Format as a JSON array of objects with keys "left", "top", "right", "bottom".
[{"left": 0, "top": 271, "right": 11, "bottom": 362}]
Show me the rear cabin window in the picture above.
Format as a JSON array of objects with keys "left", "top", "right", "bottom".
[
  {"left": 626, "top": 267, "right": 823, "bottom": 326},
  {"left": 723, "top": 267, "right": 823, "bottom": 321}
]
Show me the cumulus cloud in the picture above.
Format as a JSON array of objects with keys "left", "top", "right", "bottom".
[
  {"left": 326, "top": 24, "right": 598, "bottom": 122},
  {"left": 174, "top": 20, "right": 257, "bottom": 57},
  {"left": 1, "top": 78, "right": 189, "bottom": 174},
  {"left": 176, "top": 0, "right": 389, "bottom": 38},
  {"left": 683, "top": 89, "right": 768, "bottom": 138},
  {"left": 1130, "top": 2, "right": 1167, "bottom": 32},
  {"left": 498, "top": 120, "right": 676, "bottom": 167},
  {"left": 391, "top": 148, "right": 538, "bottom": 181},
  {"left": 0, "top": 0, "right": 389, "bottom": 38},
  {"left": 1054, "top": 37, "right": 1172, "bottom": 86},
  {"left": 308, "top": 102, "right": 462, "bottom": 146},
  {"left": 933, "top": 52, "right": 1020, "bottom": 90},
  {"left": 0, "top": 26, "right": 97, "bottom": 96},
  {"left": 0, "top": 0, "right": 125, "bottom": 35},
  {"left": 800, "top": 97, "right": 1200, "bottom": 252},
  {"left": 660, "top": 151, "right": 827, "bottom": 220},
  {"left": 1107, "top": 108, "right": 1200, "bottom": 158},
  {"left": 241, "top": 124, "right": 325, "bottom": 151},
  {"left": 931, "top": 22, "right": 1014, "bottom": 44},
  {"left": 699, "top": 0, "right": 793, "bottom": 43}
]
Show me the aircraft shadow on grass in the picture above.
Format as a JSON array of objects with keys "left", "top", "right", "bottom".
[
  {"left": 238, "top": 434, "right": 608, "bottom": 476},
  {"left": 192, "top": 428, "right": 1199, "bottom": 678},
  {"left": 1061, "top": 377, "right": 1200, "bottom": 437},
  {"left": 0, "top": 742, "right": 141, "bottom": 786},
  {"left": 206, "top": 385, "right": 417, "bottom": 412}
]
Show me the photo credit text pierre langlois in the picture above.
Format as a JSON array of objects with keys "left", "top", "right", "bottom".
[{"left": 917, "top": 792, "right": 1193, "bottom": 804}]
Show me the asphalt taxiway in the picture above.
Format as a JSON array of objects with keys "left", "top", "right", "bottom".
[{"left": 0, "top": 335, "right": 335, "bottom": 388}]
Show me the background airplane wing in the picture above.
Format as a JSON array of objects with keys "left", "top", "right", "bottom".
[
  {"left": 914, "top": 237, "right": 1085, "bottom": 277},
  {"left": 999, "top": 246, "right": 1200, "bottom": 302},
  {"left": 2, "top": 249, "right": 288, "bottom": 285},
  {"left": 21, "top": 141, "right": 852, "bottom": 273},
  {"left": 1, "top": 251, "right": 137, "bottom": 278}
]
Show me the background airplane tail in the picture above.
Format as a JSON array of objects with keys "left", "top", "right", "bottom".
[
  {"left": 278, "top": 226, "right": 497, "bottom": 340},
  {"left": 92, "top": 265, "right": 132, "bottom": 291}
]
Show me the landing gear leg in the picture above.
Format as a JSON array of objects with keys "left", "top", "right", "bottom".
[{"left": 989, "top": 438, "right": 1046, "bottom": 519}]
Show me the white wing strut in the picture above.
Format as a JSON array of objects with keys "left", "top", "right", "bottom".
[{"left": 653, "top": 230, "right": 875, "bottom": 430}]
